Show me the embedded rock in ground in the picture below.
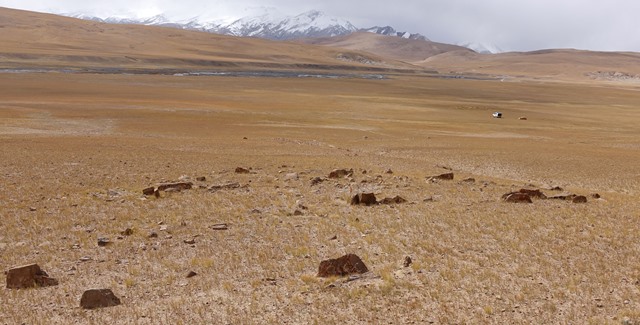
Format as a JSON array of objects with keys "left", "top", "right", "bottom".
[
  {"left": 548, "top": 194, "right": 576, "bottom": 201},
  {"left": 80, "top": 289, "right": 121, "bottom": 309},
  {"left": 209, "top": 182, "right": 241, "bottom": 192},
  {"left": 284, "top": 173, "right": 299, "bottom": 181},
  {"left": 318, "top": 254, "right": 369, "bottom": 277},
  {"left": 461, "top": 178, "right": 476, "bottom": 183},
  {"left": 120, "top": 228, "right": 133, "bottom": 236},
  {"left": 235, "top": 167, "right": 251, "bottom": 174},
  {"left": 403, "top": 256, "right": 413, "bottom": 268},
  {"left": 427, "top": 173, "right": 454, "bottom": 181},
  {"left": 517, "top": 189, "right": 547, "bottom": 199},
  {"left": 142, "top": 187, "right": 156, "bottom": 196},
  {"left": 97, "top": 237, "right": 111, "bottom": 247},
  {"left": 310, "top": 177, "right": 325, "bottom": 186},
  {"left": 186, "top": 271, "right": 197, "bottom": 278},
  {"left": 502, "top": 192, "right": 533, "bottom": 203},
  {"left": 328, "top": 169, "right": 353, "bottom": 179},
  {"left": 157, "top": 182, "right": 192, "bottom": 192},
  {"left": 572, "top": 195, "right": 588, "bottom": 203},
  {"left": 379, "top": 196, "right": 407, "bottom": 204},
  {"left": 350, "top": 192, "right": 377, "bottom": 206},
  {"left": 6, "top": 264, "right": 59, "bottom": 289},
  {"left": 196, "top": 176, "right": 206, "bottom": 182},
  {"left": 591, "top": 193, "right": 601, "bottom": 199}
]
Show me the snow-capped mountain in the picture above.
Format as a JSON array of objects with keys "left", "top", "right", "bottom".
[
  {"left": 364, "top": 26, "right": 429, "bottom": 41},
  {"left": 66, "top": 9, "right": 359, "bottom": 40},
  {"left": 64, "top": 9, "right": 432, "bottom": 43},
  {"left": 458, "top": 42, "right": 504, "bottom": 54}
]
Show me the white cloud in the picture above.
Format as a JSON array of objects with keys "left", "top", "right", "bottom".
[{"left": 1, "top": 0, "right": 639, "bottom": 51}]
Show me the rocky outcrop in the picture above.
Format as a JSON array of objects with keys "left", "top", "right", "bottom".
[
  {"left": 80, "top": 289, "right": 121, "bottom": 309},
  {"left": 318, "top": 254, "right": 369, "bottom": 277},
  {"left": 5, "top": 264, "right": 58, "bottom": 289}
]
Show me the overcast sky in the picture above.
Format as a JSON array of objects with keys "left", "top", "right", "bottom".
[{"left": 2, "top": 0, "right": 639, "bottom": 52}]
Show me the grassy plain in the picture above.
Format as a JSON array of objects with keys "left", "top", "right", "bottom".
[{"left": 1, "top": 70, "right": 640, "bottom": 324}]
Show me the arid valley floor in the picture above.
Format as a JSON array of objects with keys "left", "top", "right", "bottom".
[{"left": 2, "top": 7, "right": 640, "bottom": 325}]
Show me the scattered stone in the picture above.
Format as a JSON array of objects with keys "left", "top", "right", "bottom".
[
  {"left": 328, "top": 169, "right": 353, "bottom": 179},
  {"left": 97, "top": 238, "right": 111, "bottom": 247},
  {"left": 502, "top": 193, "right": 533, "bottom": 203},
  {"left": 183, "top": 239, "right": 196, "bottom": 245},
  {"left": 427, "top": 173, "right": 454, "bottom": 181},
  {"left": 80, "top": 289, "right": 121, "bottom": 309},
  {"left": 318, "top": 254, "right": 369, "bottom": 278},
  {"left": 591, "top": 193, "right": 601, "bottom": 199},
  {"left": 157, "top": 182, "right": 192, "bottom": 192},
  {"left": 284, "top": 173, "right": 299, "bottom": 181},
  {"left": 403, "top": 256, "right": 413, "bottom": 268},
  {"left": 142, "top": 187, "right": 156, "bottom": 196},
  {"left": 120, "top": 228, "right": 133, "bottom": 236},
  {"left": 548, "top": 194, "right": 577, "bottom": 201},
  {"left": 29, "top": 207, "right": 37, "bottom": 212},
  {"left": 461, "top": 177, "right": 476, "bottom": 183},
  {"left": 209, "top": 182, "right": 241, "bottom": 192},
  {"left": 519, "top": 116, "right": 528, "bottom": 120},
  {"left": 235, "top": 167, "right": 251, "bottom": 174},
  {"left": 148, "top": 232, "right": 158, "bottom": 238},
  {"left": 293, "top": 209, "right": 304, "bottom": 216},
  {"left": 385, "top": 169, "right": 393, "bottom": 174},
  {"left": 423, "top": 196, "right": 434, "bottom": 202},
  {"left": 186, "top": 271, "right": 197, "bottom": 278},
  {"left": 329, "top": 235, "right": 337, "bottom": 240},
  {"left": 310, "top": 177, "right": 325, "bottom": 186},
  {"left": 572, "top": 195, "right": 588, "bottom": 203},
  {"left": 211, "top": 223, "right": 229, "bottom": 230},
  {"left": 6, "top": 264, "right": 59, "bottom": 289},
  {"left": 350, "top": 192, "right": 377, "bottom": 206},
  {"left": 549, "top": 186, "right": 564, "bottom": 191},
  {"left": 196, "top": 176, "right": 206, "bottom": 182},
  {"left": 79, "top": 256, "right": 92, "bottom": 262},
  {"left": 379, "top": 196, "right": 407, "bottom": 204}
]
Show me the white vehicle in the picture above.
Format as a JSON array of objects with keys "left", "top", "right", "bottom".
[{"left": 492, "top": 112, "right": 503, "bottom": 118}]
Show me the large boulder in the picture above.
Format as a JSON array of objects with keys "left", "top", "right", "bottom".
[
  {"left": 80, "top": 289, "right": 121, "bottom": 309},
  {"left": 318, "top": 254, "right": 369, "bottom": 277},
  {"left": 6, "top": 264, "right": 59, "bottom": 289}
]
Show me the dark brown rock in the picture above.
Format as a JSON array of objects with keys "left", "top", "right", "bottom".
[
  {"left": 403, "top": 256, "right": 413, "bottom": 268},
  {"left": 502, "top": 193, "right": 533, "bottom": 203},
  {"left": 209, "top": 182, "right": 241, "bottom": 192},
  {"left": 379, "top": 196, "right": 407, "bottom": 204},
  {"left": 6, "top": 264, "right": 58, "bottom": 289},
  {"left": 318, "top": 254, "right": 369, "bottom": 277},
  {"left": 235, "top": 167, "right": 251, "bottom": 174},
  {"left": 591, "top": 193, "right": 601, "bottom": 199},
  {"left": 196, "top": 176, "right": 206, "bottom": 182},
  {"left": 142, "top": 187, "right": 156, "bottom": 196},
  {"left": 120, "top": 228, "right": 133, "bottom": 236},
  {"left": 572, "top": 195, "right": 588, "bottom": 203},
  {"left": 350, "top": 192, "right": 377, "bottom": 206},
  {"left": 211, "top": 223, "right": 228, "bottom": 230},
  {"left": 428, "top": 173, "right": 454, "bottom": 181},
  {"left": 293, "top": 209, "right": 304, "bottom": 216},
  {"left": 183, "top": 239, "right": 196, "bottom": 245},
  {"left": 186, "top": 271, "right": 197, "bottom": 278},
  {"left": 328, "top": 169, "right": 353, "bottom": 179},
  {"left": 157, "top": 182, "right": 192, "bottom": 192},
  {"left": 517, "top": 189, "right": 547, "bottom": 199},
  {"left": 548, "top": 194, "right": 576, "bottom": 201},
  {"left": 80, "top": 289, "right": 121, "bottom": 309},
  {"left": 310, "top": 177, "right": 325, "bottom": 186},
  {"left": 461, "top": 178, "right": 476, "bottom": 183},
  {"left": 97, "top": 237, "right": 111, "bottom": 247}
]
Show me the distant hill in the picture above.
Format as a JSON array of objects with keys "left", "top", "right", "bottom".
[{"left": 299, "top": 32, "right": 474, "bottom": 63}]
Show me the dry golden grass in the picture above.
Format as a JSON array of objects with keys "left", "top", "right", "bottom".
[
  {"left": 1, "top": 70, "right": 639, "bottom": 324},
  {"left": 2, "top": 6, "right": 640, "bottom": 325}
]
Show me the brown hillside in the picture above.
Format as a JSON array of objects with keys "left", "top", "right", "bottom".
[
  {"left": 0, "top": 7, "right": 412, "bottom": 71},
  {"left": 300, "top": 31, "right": 473, "bottom": 63},
  {"left": 420, "top": 49, "right": 640, "bottom": 82}
]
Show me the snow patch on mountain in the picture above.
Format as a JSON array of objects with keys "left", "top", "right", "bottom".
[
  {"left": 458, "top": 42, "right": 504, "bottom": 54},
  {"left": 365, "top": 26, "right": 429, "bottom": 41}
]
